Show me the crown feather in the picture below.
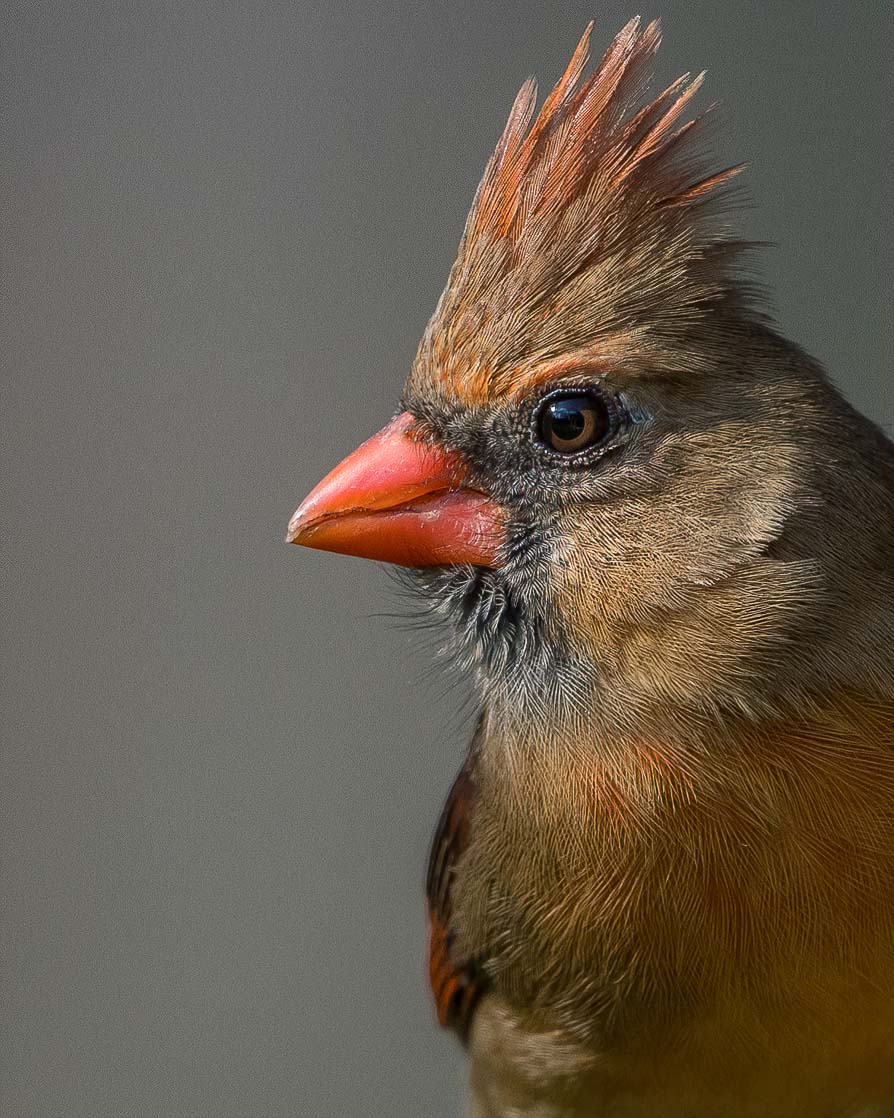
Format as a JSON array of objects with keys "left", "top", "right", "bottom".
[{"left": 410, "top": 19, "right": 753, "bottom": 403}]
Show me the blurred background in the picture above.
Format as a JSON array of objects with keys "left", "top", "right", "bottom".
[{"left": 4, "top": 2, "right": 892, "bottom": 1115}]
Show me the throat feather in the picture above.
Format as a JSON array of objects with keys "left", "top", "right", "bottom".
[{"left": 404, "top": 563, "right": 596, "bottom": 721}]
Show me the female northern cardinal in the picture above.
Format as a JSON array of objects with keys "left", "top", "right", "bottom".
[{"left": 287, "top": 19, "right": 894, "bottom": 1118}]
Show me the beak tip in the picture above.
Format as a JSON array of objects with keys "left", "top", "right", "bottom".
[{"left": 285, "top": 509, "right": 307, "bottom": 545}]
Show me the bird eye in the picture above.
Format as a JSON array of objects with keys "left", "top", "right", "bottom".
[{"left": 535, "top": 390, "right": 612, "bottom": 455}]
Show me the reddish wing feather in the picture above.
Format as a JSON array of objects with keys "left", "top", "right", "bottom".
[{"left": 426, "top": 745, "right": 487, "bottom": 1042}]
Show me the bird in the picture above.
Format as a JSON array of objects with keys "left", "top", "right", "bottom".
[{"left": 287, "top": 18, "right": 894, "bottom": 1118}]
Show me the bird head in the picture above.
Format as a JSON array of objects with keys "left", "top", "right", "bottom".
[{"left": 288, "top": 20, "right": 894, "bottom": 730}]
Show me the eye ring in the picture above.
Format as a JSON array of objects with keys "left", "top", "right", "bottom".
[{"left": 533, "top": 388, "right": 614, "bottom": 457}]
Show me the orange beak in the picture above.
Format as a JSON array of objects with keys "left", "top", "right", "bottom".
[{"left": 286, "top": 412, "right": 504, "bottom": 568}]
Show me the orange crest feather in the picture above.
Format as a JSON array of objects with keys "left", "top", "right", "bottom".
[{"left": 408, "top": 19, "right": 751, "bottom": 405}]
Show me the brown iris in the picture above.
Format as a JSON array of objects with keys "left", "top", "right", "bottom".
[{"left": 537, "top": 390, "right": 611, "bottom": 455}]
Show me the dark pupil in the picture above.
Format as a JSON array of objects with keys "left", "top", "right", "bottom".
[
  {"left": 548, "top": 398, "right": 587, "bottom": 442},
  {"left": 537, "top": 390, "right": 610, "bottom": 454}
]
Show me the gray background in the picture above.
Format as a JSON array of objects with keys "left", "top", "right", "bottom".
[{"left": 4, "top": 2, "right": 892, "bottom": 1116}]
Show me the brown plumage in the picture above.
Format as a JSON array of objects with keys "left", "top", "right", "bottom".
[
  {"left": 409, "top": 19, "right": 746, "bottom": 407},
  {"left": 289, "top": 18, "right": 894, "bottom": 1118}
]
